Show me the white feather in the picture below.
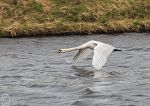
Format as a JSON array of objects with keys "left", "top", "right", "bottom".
[
  {"left": 92, "top": 43, "right": 114, "bottom": 70},
  {"left": 73, "top": 48, "right": 92, "bottom": 62}
]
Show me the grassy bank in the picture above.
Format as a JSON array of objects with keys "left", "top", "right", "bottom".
[{"left": 0, "top": 0, "right": 149, "bottom": 37}]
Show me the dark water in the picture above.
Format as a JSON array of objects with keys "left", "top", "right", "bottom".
[{"left": 0, "top": 33, "right": 150, "bottom": 106}]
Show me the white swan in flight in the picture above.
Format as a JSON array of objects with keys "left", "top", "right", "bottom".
[{"left": 58, "top": 40, "right": 121, "bottom": 70}]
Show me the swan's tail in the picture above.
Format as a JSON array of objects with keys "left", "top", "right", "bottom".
[{"left": 113, "top": 48, "right": 122, "bottom": 51}]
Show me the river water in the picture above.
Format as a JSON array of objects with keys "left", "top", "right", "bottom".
[{"left": 0, "top": 33, "right": 150, "bottom": 106}]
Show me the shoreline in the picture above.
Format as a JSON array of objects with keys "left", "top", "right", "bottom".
[
  {"left": 1, "top": 31, "right": 149, "bottom": 38},
  {"left": 1, "top": 28, "right": 149, "bottom": 38},
  {"left": 1, "top": 21, "right": 149, "bottom": 38},
  {"left": 1, "top": 29, "right": 150, "bottom": 38}
]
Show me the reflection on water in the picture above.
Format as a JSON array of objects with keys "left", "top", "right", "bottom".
[
  {"left": 72, "top": 66, "right": 94, "bottom": 77},
  {"left": 0, "top": 33, "right": 150, "bottom": 106}
]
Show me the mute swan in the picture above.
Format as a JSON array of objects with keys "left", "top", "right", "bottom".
[{"left": 58, "top": 40, "right": 121, "bottom": 70}]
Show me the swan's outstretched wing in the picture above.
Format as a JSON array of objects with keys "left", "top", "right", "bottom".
[
  {"left": 73, "top": 48, "right": 92, "bottom": 62},
  {"left": 92, "top": 44, "right": 114, "bottom": 70}
]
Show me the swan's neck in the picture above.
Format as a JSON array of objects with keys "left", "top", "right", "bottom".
[{"left": 61, "top": 47, "right": 79, "bottom": 52}]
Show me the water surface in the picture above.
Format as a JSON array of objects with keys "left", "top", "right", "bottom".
[{"left": 0, "top": 33, "right": 150, "bottom": 106}]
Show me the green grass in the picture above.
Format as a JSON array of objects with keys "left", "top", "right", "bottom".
[{"left": 0, "top": 0, "right": 149, "bottom": 37}]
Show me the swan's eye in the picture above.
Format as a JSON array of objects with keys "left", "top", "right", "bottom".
[{"left": 58, "top": 49, "right": 62, "bottom": 53}]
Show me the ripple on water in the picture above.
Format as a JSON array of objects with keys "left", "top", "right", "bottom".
[
  {"left": 79, "top": 88, "right": 94, "bottom": 95},
  {"left": 126, "top": 47, "right": 144, "bottom": 51},
  {"left": 29, "top": 84, "right": 48, "bottom": 88},
  {"left": 12, "top": 104, "right": 29, "bottom": 106},
  {"left": 72, "top": 100, "right": 90, "bottom": 106},
  {"left": 0, "top": 33, "right": 150, "bottom": 106}
]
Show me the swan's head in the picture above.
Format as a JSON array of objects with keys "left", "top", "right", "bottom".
[
  {"left": 57, "top": 49, "right": 62, "bottom": 53},
  {"left": 57, "top": 49, "right": 66, "bottom": 53}
]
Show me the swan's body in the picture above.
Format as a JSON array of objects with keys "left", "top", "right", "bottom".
[{"left": 58, "top": 40, "right": 121, "bottom": 70}]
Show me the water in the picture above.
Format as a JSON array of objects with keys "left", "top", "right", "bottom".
[{"left": 0, "top": 33, "right": 150, "bottom": 106}]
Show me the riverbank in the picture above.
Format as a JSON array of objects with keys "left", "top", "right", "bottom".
[{"left": 0, "top": 0, "right": 149, "bottom": 37}]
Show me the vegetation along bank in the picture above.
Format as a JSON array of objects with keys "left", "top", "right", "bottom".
[{"left": 0, "top": 0, "right": 150, "bottom": 37}]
